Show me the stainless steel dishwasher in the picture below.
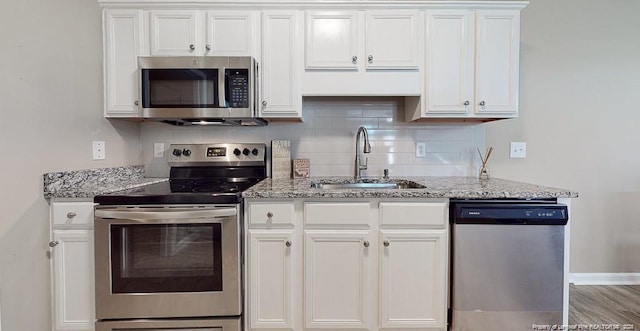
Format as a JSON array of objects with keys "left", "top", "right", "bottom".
[{"left": 449, "top": 200, "right": 568, "bottom": 331}]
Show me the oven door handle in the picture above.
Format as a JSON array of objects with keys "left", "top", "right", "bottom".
[{"left": 94, "top": 207, "right": 237, "bottom": 222}]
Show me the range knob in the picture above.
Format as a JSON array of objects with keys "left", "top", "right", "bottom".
[
  {"left": 182, "top": 149, "right": 191, "bottom": 156},
  {"left": 233, "top": 148, "right": 242, "bottom": 156},
  {"left": 172, "top": 149, "right": 182, "bottom": 156},
  {"left": 242, "top": 148, "right": 250, "bottom": 156},
  {"left": 251, "top": 148, "right": 259, "bottom": 156}
]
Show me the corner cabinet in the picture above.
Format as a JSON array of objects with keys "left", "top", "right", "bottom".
[
  {"left": 244, "top": 198, "right": 448, "bottom": 331},
  {"left": 49, "top": 201, "right": 96, "bottom": 331},
  {"left": 406, "top": 7, "right": 522, "bottom": 121}
]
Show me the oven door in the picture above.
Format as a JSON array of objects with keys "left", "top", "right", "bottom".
[{"left": 94, "top": 205, "right": 241, "bottom": 319}]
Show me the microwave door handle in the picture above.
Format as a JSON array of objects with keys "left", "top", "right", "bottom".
[
  {"left": 95, "top": 207, "right": 237, "bottom": 223},
  {"left": 219, "top": 67, "right": 226, "bottom": 108}
]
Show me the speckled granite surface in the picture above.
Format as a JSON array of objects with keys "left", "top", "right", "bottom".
[
  {"left": 43, "top": 165, "right": 167, "bottom": 199},
  {"left": 243, "top": 176, "right": 578, "bottom": 199}
]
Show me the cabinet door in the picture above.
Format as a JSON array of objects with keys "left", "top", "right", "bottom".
[
  {"left": 365, "top": 11, "right": 419, "bottom": 70},
  {"left": 149, "top": 10, "right": 200, "bottom": 55},
  {"left": 304, "top": 230, "right": 372, "bottom": 330},
  {"left": 205, "top": 11, "right": 258, "bottom": 56},
  {"left": 379, "top": 230, "right": 447, "bottom": 330},
  {"left": 104, "top": 9, "right": 143, "bottom": 117},
  {"left": 424, "top": 10, "right": 474, "bottom": 115},
  {"left": 474, "top": 10, "right": 520, "bottom": 115},
  {"left": 248, "top": 230, "right": 295, "bottom": 330},
  {"left": 261, "top": 11, "right": 302, "bottom": 118},
  {"left": 51, "top": 230, "right": 95, "bottom": 331},
  {"left": 305, "top": 11, "right": 359, "bottom": 70}
]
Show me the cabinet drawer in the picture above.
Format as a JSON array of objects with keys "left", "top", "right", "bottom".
[
  {"left": 249, "top": 203, "right": 295, "bottom": 225},
  {"left": 380, "top": 201, "right": 447, "bottom": 227},
  {"left": 304, "top": 202, "right": 370, "bottom": 226},
  {"left": 51, "top": 202, "right": 95, "bottom": 227}
]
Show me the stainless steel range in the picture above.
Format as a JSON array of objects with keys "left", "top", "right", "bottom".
[{"left": 93, "top": 143, "right": 266, "bottom": 331}]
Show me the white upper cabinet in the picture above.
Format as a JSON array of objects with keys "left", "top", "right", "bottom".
[
  {"left": 149, "top": 10, "right": 200, "bottom": 55},
  {"left": 365, "top": 10, "right": 419, "bottom": 69},
  {"left": 305, "top": 10, "right": 419, "bottom": 70},
  {"left": 260, "top": 10, "right": 303, "bottom": 119},
  {"left": 408, "top": 7, "right": 522, "bottom": 120},
  {"left": 103, "top": 9, "right": 143, "bottom": 117},
  {"left": 205, "top": 11, "right": 259, "bottom": 56},
  {"left": 475, "top": 10, "right": 520, "bottom": 115},
  {"left": 305, "top": 11, "right": 359, "bottom": 70},
  {"left": 148, "top": 10, "right": 259, "bottom": 56}
]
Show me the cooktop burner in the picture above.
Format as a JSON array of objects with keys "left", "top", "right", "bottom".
[{"left": 94, "top": 143, "right": 267, "bottom": 206}]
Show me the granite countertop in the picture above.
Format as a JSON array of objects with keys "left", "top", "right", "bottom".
[
  {"left": 243, "top": 176, "right": 578, "bottom": 199},
  {"left": 43, "top": 165, "right": 168, "bottom": 199}
]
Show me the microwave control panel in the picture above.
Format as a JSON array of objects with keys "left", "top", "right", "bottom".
[{"left": 226, "top": 69, "right": 249, "bottom": 108}]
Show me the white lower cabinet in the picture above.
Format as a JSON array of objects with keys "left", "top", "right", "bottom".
[
  {"left": 304, "top": 230, "right": 373, "bottom": 330},
  {"left": 245, "top": 199, "right": 448, "bottom": 331},
  {"left": 49, "top": 201, "right": 95, "bottom": 331}
]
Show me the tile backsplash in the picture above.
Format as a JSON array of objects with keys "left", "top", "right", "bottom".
[{"left": 142, "top": 97, "right": 485, "bottom": 178}]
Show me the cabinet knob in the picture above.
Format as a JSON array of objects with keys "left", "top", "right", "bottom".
[
  {"left": 285, "top": 240, "right": 292, "bottom": 247},
  {"left": 66, "top": 212, "right": 77, "bottom": 219},
  {"left": 189, "top": 44, "right": 195, "bottom": 51},
  {"left": 363, "top": 240, "right": 370, "bottom": 248},
  {"left": 266, "top": 212, "right": 273, "bottom": 218},
  {"left": 134, "top": 100, "right": 139, "bottom": 106},
  {"left": 262, "top": 100, "right": 267, "bottom": 106},
  {"left": 352, "top": 55, "right": 358, "bottom": 63},
  {"left": 383, "top": 240, "right": 390, "bottom": 247},
  {"left": 368, "top": 55, "right": 373, "bottom": 63},
  {"left": 479, "top": 101, "right": 486, "bottom": 106},
  {"left": 49, "top": 241, "right": 59, "bottom": 248},
  {"left": 205, "top": 44, "right": 211, "bottom": 51},
  {"left": 463, "top": 100, "right": 470, "bottom": 106}
]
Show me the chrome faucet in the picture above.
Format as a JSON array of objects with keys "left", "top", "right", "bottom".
[{"left": 354, "top": 126, "right": 371, "bottom": 180}]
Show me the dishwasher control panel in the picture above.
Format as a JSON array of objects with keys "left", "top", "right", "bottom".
[{"left": 453, "top": 203, "right": 568, "bottom": 225}]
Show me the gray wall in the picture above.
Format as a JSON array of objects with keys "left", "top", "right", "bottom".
[
  {"left": 0, "top": 0, "right": 141, "bottom": 329},
  {"left": 486, "top": 0, "right": 640, "bottom": 273}
]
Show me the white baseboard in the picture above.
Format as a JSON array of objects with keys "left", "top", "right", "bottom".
[{"left": 570, "top": 273, "right": 640, "bottom": 285}]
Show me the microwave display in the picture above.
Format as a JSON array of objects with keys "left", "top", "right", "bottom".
[{"left": 141, "top": 69, "right": 219, "bottom": 108}]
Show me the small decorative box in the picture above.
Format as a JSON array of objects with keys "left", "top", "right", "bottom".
[{"left": 293, "top": 159, "right": 310, "bottom": 178}]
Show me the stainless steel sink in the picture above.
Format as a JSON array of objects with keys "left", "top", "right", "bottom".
[{"left": 310, "top": 180, "right": 426, "bottom": 190}]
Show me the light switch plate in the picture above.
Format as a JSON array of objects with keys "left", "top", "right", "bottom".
[
  {"left": 154, "top": 143, "right": 165, "bottom": 158},
  {"left": 93, "top": 141, "right": 106, "bottom": 160},
  {"left": 510, "top": 142, "right": 526, "bottom": 158}
]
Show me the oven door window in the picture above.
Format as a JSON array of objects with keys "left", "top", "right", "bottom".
[
  {"left": 141, "top": 69, "right": 219, "bottom": 108},
  {"left": 110, "top": 223, "right": 222, "bottom": 293}
]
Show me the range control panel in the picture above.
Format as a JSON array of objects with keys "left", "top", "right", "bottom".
[{"left": 168, "top": 143, "right": 266, "bottom": 166}]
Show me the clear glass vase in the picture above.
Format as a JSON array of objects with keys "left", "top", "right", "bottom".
[{"left": 479, "top": 166, "right": 490, "bottom": 180}]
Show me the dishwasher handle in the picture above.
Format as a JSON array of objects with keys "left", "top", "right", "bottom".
[{"left": 452, "top": 203, "right": 568, "bottom": 225}]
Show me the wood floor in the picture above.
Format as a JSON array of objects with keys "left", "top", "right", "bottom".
[{"left": 569, "top": 284, "right": 640, "bottom": 328}]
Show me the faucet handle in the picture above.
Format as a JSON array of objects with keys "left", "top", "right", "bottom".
[{"left": 359, "top": 157, "right": 368, "bottom": 170}]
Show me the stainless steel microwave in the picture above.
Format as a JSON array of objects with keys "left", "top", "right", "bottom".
[{"left": 138, "top": 56, "right": 265, "bottom": 126}]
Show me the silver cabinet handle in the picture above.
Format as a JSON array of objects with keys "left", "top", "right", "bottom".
[
  {"left": 205, "top": 44, "right": 211, "bottom": 51},
  {"left": 479, "top": 101, "right": 486, "bottom": 106},
  {"left": 383, "top": 240, "right": 390, "bottom": 247},
  {"left": 66, "top": 212, "right": 77, "bottom": 219},
  {"left": 363, "top": 241, "right": 370, "bottom": 248},
  {"left": 285, "top": 241, "right": 292, "bottom": 247},
  {"left": 189, "top": 44, "right": 195, "bottom": 51},
  {"left": 267, "top": 212, "right": 274, "bottom": 218},
  {"left": 464, "top": 100, "right": 470, "bottom": 106},
  {"left": 49, "top": 241, "right": 59, "bottom": 248},
  {"left": 134, "top": 100, "right": 139, "bottom": 106},
  {"left": 352, "top": 55, "right": 358, "bottom": 63},
  {"left": 368, "top": 55, "right": 373, "bottom": 63},
  {"left": 262, "top": 100, "right": 267, "bottom": 106}
]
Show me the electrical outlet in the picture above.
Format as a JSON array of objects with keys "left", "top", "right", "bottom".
[
  {"left": 510, "top": 142, "right": 526, "bottom": 159},
  {"left": 93, "top": 141, "right": 106, "bottom": 160},
  {"left": 415, "top": 142, "right": 426, "bottom": 158},
  {"left": 154, "top": 143, "right": 165, "bottom": 158}
]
